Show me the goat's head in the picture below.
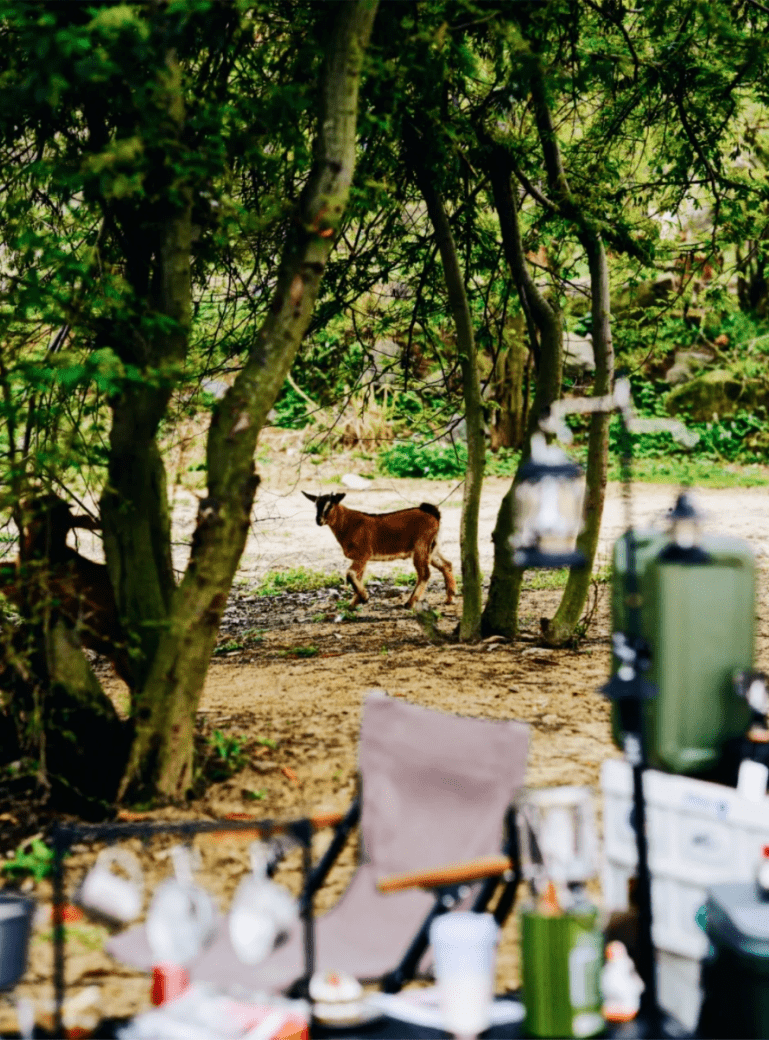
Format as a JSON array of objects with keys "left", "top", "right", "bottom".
[
  {"left": 20, "top": 494, "right": 100, "bottom": 559},
  {"left": 302, "top": 491, "right": 346, "bottom": 526}
]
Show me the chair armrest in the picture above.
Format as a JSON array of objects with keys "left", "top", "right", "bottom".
[
  {"left": 201, "top": 810, "right": 347, "bottom": 845},
  {"left": 377, "top": 854, "right": 513, "bottom": 893}
]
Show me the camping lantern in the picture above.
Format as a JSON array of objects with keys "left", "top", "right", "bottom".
[
  {"left": 511, "top": 433, "right": 586, "bottom": 569},
  {"left": 659, "top": 491, "right": 711, "bottom": 565}
]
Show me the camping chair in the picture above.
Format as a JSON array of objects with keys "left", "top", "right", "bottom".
[{"left": 106, "top": 690, "right": 529, "bottom": 995}]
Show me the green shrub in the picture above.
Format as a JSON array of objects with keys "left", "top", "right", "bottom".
[{"left": 379, "top": 439, "right": 468, "bottom": 479}]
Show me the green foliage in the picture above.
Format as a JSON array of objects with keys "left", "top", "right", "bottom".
[
  {"left": 255, "top": 568, "right": 343, "bottom": 596},
  {"left": 244, "top": 788, "right": 266, "bottom": 801},
  {"left": 610, "top": 456, "right": 769, "bottom": 488},
  {"left": 271, "top": 386, "right": 311, "bottom": 430},
  {"left": 278, "top": 645, "right": 320, "bottom": 658},
  {"left": 379, "top": 439, "right": 468, "bottom": 479},
  {"left": 204, "top": 729, "right": 249, "bottom": 782},
  {"left": 1, "top": 837, "right": 55, "bottom": 883}
]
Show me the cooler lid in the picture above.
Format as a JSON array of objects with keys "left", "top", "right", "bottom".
[{"left": 706, "top": 882, "right": 769, "bottom": 958}]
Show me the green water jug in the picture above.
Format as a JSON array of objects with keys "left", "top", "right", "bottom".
[
  {"left": 521, "top": 903, "right": 604, "bottom": 1038},
  {"left": 611, "top": 530, "right": 755, "bottom": 774}
]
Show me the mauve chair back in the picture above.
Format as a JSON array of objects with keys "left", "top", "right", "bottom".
[{"left": 357, "top": 691, "right": 529, "bottom": 877}]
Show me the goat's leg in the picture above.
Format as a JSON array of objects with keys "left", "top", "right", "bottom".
[
  {"left": 346, "top": 558, "right": 369, "bottom": 607},
  {"left": 430, "top": 543, "right": 457, "bottom": 604},
  {"left": 406, "top": 545, "right": 431, "bottom": 608}
]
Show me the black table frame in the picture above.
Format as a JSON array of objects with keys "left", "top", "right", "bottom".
[{"left": 48, "top": 816, "right": 314, "bottom": 1038}]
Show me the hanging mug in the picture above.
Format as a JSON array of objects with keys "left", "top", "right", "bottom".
[
  {"left": 229, "top": 842, "right": 298, "bottom": 965},
  {"left": 78, "top": 847, "right": 144, "bottom": 924},
  {"left": 146, "top": 845, "right": 217, "bottom": 966}
]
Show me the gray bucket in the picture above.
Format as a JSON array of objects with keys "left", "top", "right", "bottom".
[{"left": 0, "top": 894, "right": 35, "bottom": 990}]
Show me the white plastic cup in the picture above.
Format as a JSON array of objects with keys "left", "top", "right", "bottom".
[{"left": 430, "top": 912, "right": 499, "bottom": 1039}]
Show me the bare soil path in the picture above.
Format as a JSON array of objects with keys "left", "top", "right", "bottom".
[{"left": 5, "top": 434, "right": 769, "bottom": 1030}]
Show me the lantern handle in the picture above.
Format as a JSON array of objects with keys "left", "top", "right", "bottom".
[{"left": 538, "top": 377, "right": 698, "bottom": 449}]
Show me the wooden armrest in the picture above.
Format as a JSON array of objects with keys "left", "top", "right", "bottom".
[
  {"left": 377, "top": 854, "right": 513, "bottom": 894},
  {"left": 207, "top": 810, "right": 346, "bottom": 844}
]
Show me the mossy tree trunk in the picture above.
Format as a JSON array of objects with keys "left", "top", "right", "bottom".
[
  {"left": 479, "top": 140, "right": 563, "bottom": 639},
  {"left": 408, "top": 125, "right": 485, "bottom": 642},
  {"left": 119, "top": 0, "right": 378, "bottom": 801},
  {"left": 528, "top": 65, "right": 615, "bottom": 647},
  {"left": 489, "top": 313, "right": 527, "bottom": 452}
]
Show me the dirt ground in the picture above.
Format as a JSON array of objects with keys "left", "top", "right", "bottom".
[{"left": 4, "top": 431, "right": 769, "bottom": 1032}]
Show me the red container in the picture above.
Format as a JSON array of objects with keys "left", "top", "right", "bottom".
[{"left": 150, "top": 963, "right": 190, "bottom": 1006}]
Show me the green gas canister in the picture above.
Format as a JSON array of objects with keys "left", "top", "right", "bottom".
[
  {"left": 611, "top": 529, "right": 755, "bottom": 775},
  {"left": 521, "top": 894, "right": 604, "bottom": 1038}
]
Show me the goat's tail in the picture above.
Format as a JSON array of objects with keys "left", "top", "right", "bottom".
[{"left": 418, "top": 503, "right": 441, "bottom": 522}]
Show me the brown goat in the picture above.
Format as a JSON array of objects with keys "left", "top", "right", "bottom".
[
  {"left": 0, "top": 494, "right": 133, "bottom": 685},
  {"left": 302, "top": 491, "right": 457, "bottom": 608}
]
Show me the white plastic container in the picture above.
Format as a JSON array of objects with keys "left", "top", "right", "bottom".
[{"left": 601, "top": 758, "right": 769, "bottom": 1032}]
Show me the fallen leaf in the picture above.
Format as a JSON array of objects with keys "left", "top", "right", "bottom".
[{"left": 281, "top": 766, "right": 299, "bottom": 784}]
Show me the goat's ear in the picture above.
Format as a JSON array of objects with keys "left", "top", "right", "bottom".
[
  {"left": 333, "top": 493, "right": 346, "bottom": 504},
  {"left": 302, "top": 491, "right": 318, "bottom": 503}
]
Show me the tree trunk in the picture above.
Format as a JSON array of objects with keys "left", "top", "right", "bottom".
[
  {"left": 120, "top": 0, "right": 378, "bottom": 802},
  {"left": 543, "top": 233, "right": 613, "bottom": 645},
  {"left": 489, "top": 313, "right": 527, "bottom": 451},
  {"left": 528, "top": 64, "right": 615, "bottom": 646},
  {"left": 100, "top": 49, "right": 190, "bottom": 692},
  {"left": 480, "top": 143, "right": 562, "bottom": 638},
  {"left": 408, "top": 128, "right": 485, "bottom": 642}
]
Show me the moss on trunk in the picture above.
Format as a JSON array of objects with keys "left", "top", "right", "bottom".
[{"left": 120, "top": 0, "right": 379, "bottom": 802}]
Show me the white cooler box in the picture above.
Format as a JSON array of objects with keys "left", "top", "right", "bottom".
[{"left": 601, "top": 758, "right": 769, "bottom": 1030}]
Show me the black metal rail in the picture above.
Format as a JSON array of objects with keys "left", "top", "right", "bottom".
[{"left": 48, "top": 815, "right": 315, "bottom": 1038}]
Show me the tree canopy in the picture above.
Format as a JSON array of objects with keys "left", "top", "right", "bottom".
[{"left": 1, "top": 0, "right": 768, "bottom": 807}]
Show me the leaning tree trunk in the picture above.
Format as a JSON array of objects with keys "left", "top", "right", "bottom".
[
  {"left": 408, "top": 127, "right": 485, "bottom": 642},
  {"left": 120, "top": 0, "right": 378, "bottom": 801},
  {"left": 480, "top": 140, "right": 562, "bottom": 639},
  {"left": 542, "top": 233, "right": 613, "bottom": 645},
  {"left": 528, "top": 64, "right": 614, "bottom": 647}
]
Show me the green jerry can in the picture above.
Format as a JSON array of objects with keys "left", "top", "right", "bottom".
[
  {"left": 521, "top": 901, "right": 604, "bottom": 1038},
  {"left": 611, "top": 529, "right": 756, "bottom": 775}
]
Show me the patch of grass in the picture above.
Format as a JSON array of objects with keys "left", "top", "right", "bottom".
[
  {"left": 610, "top": 457, "right": 769, "bottom": 488},
  {"left": 244, "top": 789, "right": 267, "bottom": 801},
  {"left": 256, "top": 736, "right": 278, "bottom": 749},
  {"left": 278, "top": 644, "right": 320, "bottom": 658},
  {"left": 486, "top": 448, "right": 521, "bottom": 477},
  {"left": 310, "top": 612, "right": 328, "bottom": 623},
  {"left": 213, "top": 640, "right": 243, "bottom": 655},
  {"left": 522, "top": 570, "right": 570, "bottom": 590},
  {"left": 391, "top": 570, "right": 417, "bottom": 587},
  {"left": 255, "top": 567, "right": 343, "bottom": 597},
  {"left": 522, "top": 564, "right": 610, "bottom": 591},
  {"left": 205, "top": 729, "right": 249, "bottom": 781}
]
